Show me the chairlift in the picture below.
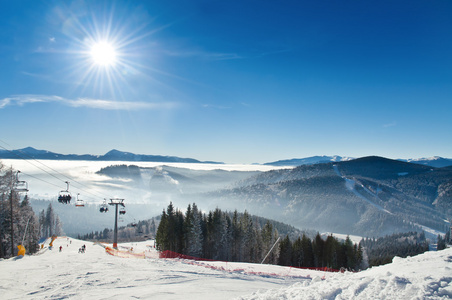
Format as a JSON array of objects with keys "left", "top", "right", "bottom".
[
  {"left": 13, "top": 171, "right": 29, "bottom": 193},
  {"left": 58, "top": 181, "right": 72, "bottom": 204},
  {"left": 99, "top": 199, "right": 109, "bottom": 213},
  {"left": 119, "top": 207, "right": 126, "bottom": 215},
  {"left": 75, "top": 193, "right": 85, "bottom": 207}
]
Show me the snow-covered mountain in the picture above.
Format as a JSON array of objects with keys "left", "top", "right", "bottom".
[
  {"left": 264, "top": 155, "right": 354, "bottom": 166},
  {"left": 2, "top": 236, "right": 451, "bottom": 299},
  {"left": 205, "top": 156, "right": 452, "bottom": 237},
  {"left": 399, "top": 156, "right": 452, "bottom": 168},
  {"left": 265, "top": 155, "right": 452, "bottom": 168}
]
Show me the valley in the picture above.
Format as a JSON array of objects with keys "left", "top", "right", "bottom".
[{"left": 3, "top": 154, "right": 450, "bottom": 239}]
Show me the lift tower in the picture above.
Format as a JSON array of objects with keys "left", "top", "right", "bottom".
[{"left": 109, "top": 198, "right": 125, "bottom": 249}]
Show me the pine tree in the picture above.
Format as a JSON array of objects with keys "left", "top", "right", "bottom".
[
  {"left": 155, "top": 209, "right": 168, "bottom": 251},
  {"left": 313, "top": 233, "right": 324, "bottom": 267},
  {"left": 54, "top": 216, "right": 64, "bottom": 236},
  {"left": 240, "top": 211, "right": 254, "bottom": 262},
  {"left": 292, "top": 237, "right": 303, "bottom": 267},
  {"left": 301, "top": 234, "right": 314, "bottom": 267},
  {"left": 231, "top": 210, "right": 241, "bottom": 261},
  {"left": 261, "top": 221, "right": 275, "bottom": 263},
  {"left": 38, "top": 209, "right": 46, "bottom": 237},
  {"left": 45, "top": 203, "right": 55, "bottom": 237},
  {"left": 187, "top": 203, "right": 203, "bottom": 257},
  {"left": 0, "top": 165, "right": 41, "bottom": 257},
  {"left": 278, "top": 235, "right": 292, "bottom": 266}
]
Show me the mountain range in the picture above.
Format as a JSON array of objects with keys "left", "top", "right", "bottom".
[
  {"left": 4, "top": 147, "right": 451, "bottom": 237},
  {"left": 0, "top": 147, "right": 222, "bottom": 164},
  {"left": 199, "top": 156, "right": 452, "bottom": 237},
  {"left": 74, "top": 156, "right": 452, "bottom": 237},
  {"left": 266, "top": 156, "right": 452, "bottom": 168},
  {"left": 1, "top": 147, "right": 451, "bottom": 167}
]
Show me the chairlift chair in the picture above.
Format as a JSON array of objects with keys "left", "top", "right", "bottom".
[
  {"left": 58, "top": 181, "right": 72, "bottom": 204},
  {"left": 99, "top": 199, "right": 109, "bottom": 213},
  {"left": 119, "top": 207, "right": 126, "bottom": 215},
  {"left": 14, "top": 171, "right": 29, "bottom": 193},
  {"left": 75, "top": 193, "right": 85, "bottom": 207}
]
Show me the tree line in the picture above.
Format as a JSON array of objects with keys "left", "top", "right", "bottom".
[
  {"left": 278, "top": 233, "right": 363, "bottom": 271},
  {"left": 360, "top": 231, "right": 429, "bottom": 266},
  {"left": 0, "top": 162, "right": 63, "bottom": 258},
  {"left": 77, "top": 218, "right": 158, "bottom": 242},
  {"left": 155, "top": 202, "right": 363, "bottom": 270}
]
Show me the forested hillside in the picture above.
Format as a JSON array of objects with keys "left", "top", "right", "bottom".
[
  {"left": 360, "top": 232, "right": 429, "bottom": 266},
  {"left": 201, "top": 157, "right": 452, "bottom": 237},
  {"left": 0, "top": 163, "right": 63, "bottom": 258},
  {"left": 155, "top": 203, "right": 363, "bottom": 271}
]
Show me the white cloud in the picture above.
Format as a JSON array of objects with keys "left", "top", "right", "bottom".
[{"left": 0, "top": 94, "right": 177, "bottom": 111}]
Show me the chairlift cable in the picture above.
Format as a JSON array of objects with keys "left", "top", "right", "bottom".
[
  {"left": 1, "top": 144, "right": 111, "bottom": 200},
  {"left": 1, "top": 141, "right": 145, "bottom": 224},
  {"left": 0, "top": 142, "right": 119, "bottom": 202}
]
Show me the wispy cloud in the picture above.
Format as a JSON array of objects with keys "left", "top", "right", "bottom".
[
  {"left": 162, "top": 49, "right": 242, "bottom": 61},
  {"left": 383, "top": 121, "right": 397, "bottom": 128},
  {"left": 0, "top": 94, "right": 177, "bottom": 110},
  {"left": 202, "top": 104, "right": 231, "bottom": 109}
]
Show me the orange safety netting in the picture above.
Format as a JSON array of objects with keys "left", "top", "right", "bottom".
[
  {"left": 159, "top": 250, "right": 216, "bottom": 261},
  {"left": 159, "top": 250, "right": 343, "bottom": 273},
  {"left": 105, "top": 246, "right": 145, "bottom": 259}
]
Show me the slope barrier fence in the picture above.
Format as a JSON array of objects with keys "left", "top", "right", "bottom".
[
  {"left": 105, "top": 246, "right": 146, "bottom": 259},
  {"left": 102, "top": 247, "right": 342, "bottom": 278},
  {"left": 159, "top": 250, "right": 342, "bottom": 277}
]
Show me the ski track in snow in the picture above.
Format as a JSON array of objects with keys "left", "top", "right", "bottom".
[
  {"left": 332, "top": 165, "right": 392, "bottom": 214},
  {"left": 332, "top": 165, "right": 445, "bottom": 241},
  {"left": 1, "top": 237, "right": 452, "bottom": 299},
  {"left": 0, "top": 237, "right": 326, "bottom": 300}
]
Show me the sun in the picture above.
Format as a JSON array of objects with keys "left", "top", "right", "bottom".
[{"left": 90, "top": 41, "right": 117, "bottom": 66}]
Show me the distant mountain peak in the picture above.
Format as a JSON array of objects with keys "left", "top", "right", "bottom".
[
  {"left": 264, "top": 155, "right": 354, "bottom": 166},
  {"left": 399, "top": 157, "right": 452, "bottom": 168},
  {"left": 104, "top": 149, "right": 134, "bottom": 156}
]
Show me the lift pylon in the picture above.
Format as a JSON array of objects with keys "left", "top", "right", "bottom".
[{"left": 108, "top": 198, "right": 125, "bottom": 249}]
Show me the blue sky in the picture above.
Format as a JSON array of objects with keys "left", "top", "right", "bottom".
[{"left": 0, "top": 0, "right": 451, "bottom": 163}]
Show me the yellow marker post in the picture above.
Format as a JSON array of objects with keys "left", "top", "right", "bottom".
[
  {"left": 17, "top": 245, "right": 26, "bottom": 256},
  {"left": 49, "top": 235, "right": 57, "bottom": 248}
]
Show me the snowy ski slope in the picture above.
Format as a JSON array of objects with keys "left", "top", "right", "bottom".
[{"left": 1, "top": 237, "right": 451, "bottom": 299}]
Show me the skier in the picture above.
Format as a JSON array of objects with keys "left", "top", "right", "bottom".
[{"left": 59, "top": 246, "right": 62, "bottom": 252}]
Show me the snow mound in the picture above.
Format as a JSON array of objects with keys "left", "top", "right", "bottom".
[{"left": 238, "top": 247, "right": 452, "bottom": 300}]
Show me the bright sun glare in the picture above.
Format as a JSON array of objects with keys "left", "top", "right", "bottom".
[{"left": 90, "top": 41, "right": 117, "bottom": 66}]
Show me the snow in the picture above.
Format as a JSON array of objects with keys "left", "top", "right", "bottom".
[
  {"left": 240, "top": 248, "right": 452, "bottom": 300},
  {"left": 1, "top": 237, "right": 451, "bottom": 299}
]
